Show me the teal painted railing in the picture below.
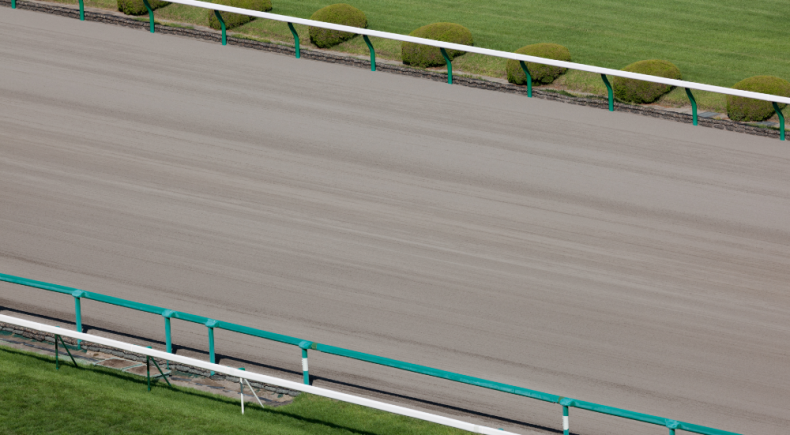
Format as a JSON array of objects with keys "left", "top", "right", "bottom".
[{"left": 0, "top": 272, "right": 740, "bottom": 435}]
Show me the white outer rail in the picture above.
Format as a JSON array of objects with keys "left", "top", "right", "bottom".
[
  {"left": 0, "top": 314, "right": 519, "bottom": 435},
  {"left": 164, "top": 0, "right": 790, "bottom": 105}
]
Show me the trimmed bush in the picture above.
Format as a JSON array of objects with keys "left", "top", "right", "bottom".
[
  {"left": 726, "top": 76, "right": 790, "bottom": 122},
  {"left": 613, "top": 60, "right": 681, "bottom": 104},
  {"left": 309, "top": 4, "right": 367, "bottom": 48},
  {"left": 208, "top": 0, "right": 272, "bottom": 31},
  {"left": 117, "top": 0, "right": 169, "bottom": 16},
  {"left": 402, "top": 23, "right": 473, "bottom": 68},
  {"left": 506, "top": 43, "right": 571, "bottom": 85}
]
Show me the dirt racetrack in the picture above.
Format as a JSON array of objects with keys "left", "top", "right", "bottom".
[{"left": 1, "top": 7, "right": 789, "bottom": 435}]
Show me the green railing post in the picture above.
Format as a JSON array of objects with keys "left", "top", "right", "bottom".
[
  {"left": 141, "top": 0, "right": 154, "bottom": 33},
  {"left": 72, "top": 290, "right": 84, "bottom": 346},
  {"left": 206, "top": 320, "right": 217, "bottom": 376},
  {"left": 601, "top": 74, "right": 613, "bottom": 111},
  {"left": 685, "top": 88, "right": 698, "bottom": 126},
  {"left": 562, "top": 405, "right": 569, "bottom": 435},
  {"left": 11, "top": 0, "right": 15, "bottom": 9},
  {"left": 163, "top": 310, "right": 174, "bottom": 369},
  {"left": 299, "top": 341, "right": 313, "bottom": 385},
  {"left": 773, "top": 102, "right": 785, "bottom": 141},
  {"left": 440, "top": 48, "right": 452, "bottom": 85},
  {"left": 213, "top": 10, "right": 226, "bottom": 46},
  {"left": 363, "top": 35, "right": 375, "bottom": 71},
  {"left": 79, "top": 0, "right": 84, "bottom": 21},
  {"left": 287, "top": 23, "right": 300, "bottom": 59},
  {"left": 519, "top": 61, "right": 532, "bottom": 98},
  {"left": 667, "top": 419, "right": 679, "bottom": 435}
]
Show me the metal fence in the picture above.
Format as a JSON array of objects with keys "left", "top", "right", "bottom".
[
  {"left": 0, "top": 314, "right": 521, "bottom": 435},
  {"left": 10, "top": 0, "right": 786, "bottom": 140},
  {"left": 0, "top": 273, "right": 741, "bottom": 435}
]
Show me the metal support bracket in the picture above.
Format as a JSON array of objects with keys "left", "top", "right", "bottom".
[
  {"left": 440, "top": 48, "right": 452, "bottom": 84},
  {"left": 519, "top": 61, "right": 532, "bottom": 98},
  {"left": 141, "top": 0, "right": 155, "bottom": 33},
  {"left": 363, "top": 35, "right": 376, "bottom": 71},
  {"left": 213, "top": 10, "right": 226, "bottom": 46},
  {"left": 685, "top": 88, "right": 698, "bottom": 126},
  {"left": 54, "top": 334, "right": 78, "bottom": 370},
  {"left": 287, "top": 23, "right": 300, "bottom": 58},
  {"left": 146, "top": 346, "right": 172, "bottom": 390},
  {"left": 773, "top": 102, "right": 786, "bottom": 141},
  {"left": 601, "top": 74, "right": 613, "bottom": 111}
]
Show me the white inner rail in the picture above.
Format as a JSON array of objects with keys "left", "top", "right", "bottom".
[
  {"left": 0, "top": 314, "right": 520, "bottom": 435},
  {"left": 161, "top": 0, "right": 790, "bottom": 106}
]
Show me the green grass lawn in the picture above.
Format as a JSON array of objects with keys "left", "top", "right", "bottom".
[{"left": 0, "top": 346, "right": 471, "bottom": 435}]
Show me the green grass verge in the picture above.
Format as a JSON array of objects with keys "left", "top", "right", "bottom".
[{"left": 0, "top": 346, "right": 470, "bottom": 435}]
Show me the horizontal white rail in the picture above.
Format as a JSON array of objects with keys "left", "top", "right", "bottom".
[
  {"left": 164, "top": 0, "right": 790, "bottom": 105},
  {"left": 0, "top": 314, "right": 518, "bottom": 435}
]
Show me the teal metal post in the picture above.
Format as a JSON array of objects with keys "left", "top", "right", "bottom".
[
  {"left": 773, "top": 102, "right": 785, "bottom": 141},
  {"left": 11, "top": 0, "right": 15, "bottom": 9},
  {"left": 163, "top": 310, "right": 173, "bottom": 369},
  {"left": 301, "top": 348, "right": 309, "bottom": 384},
  {"left": 669, "top": 430, "right": 675, "bottom": 435},
  {"left": 55, "top": 334, "right": 59, "bottom": 369},
  {"left": 141, "top": 0, "right": 154, "bottom": 33},
  {"left": 72, "top": 290, "right": 84, "bottom": 346},
  {"left": 601, "top": 74, "right": 613, "bottom": 111},
  {"left": 562, "top": 405, "right": 569, "bottom": 435},
  {"left": 440, "top": 48, "right": 452, "bottom": 84},
  {"left": 213, "top": 11, "right": 226, "bottom": 46},
  {"left": 287, "top": 23, "right": 300, "bottom": 58},
  {"left": 685, "top": 88, "right": 698, "bottom": 125},
  {"left": 519, "top": 61, "right": 532, "bottom": 97},
  {"left": 667, "top": 419, "right": 679, "bottom": 435},
  {"left": 79, "top": 0, "right": 84, "bottom": 20},
  {"left": 363, "top": 35, "right": 376, "bottom": 71},
  {"left": 206, "top": 320, "right": 217, "bottom": 375},
  {"left": 298, "top": 341, "right": 312, "bottom": 385}
]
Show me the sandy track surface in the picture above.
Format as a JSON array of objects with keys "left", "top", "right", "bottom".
[{"left": 1, "top": 7, "right": 789, "bottom": 435}]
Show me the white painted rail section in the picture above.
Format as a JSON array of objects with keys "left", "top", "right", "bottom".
[
  {"left": 0, "top": 314, "right": 519, "bottom": 435},
  {"left": 164, "top": 0, "right": 790, "bottom": 105}
]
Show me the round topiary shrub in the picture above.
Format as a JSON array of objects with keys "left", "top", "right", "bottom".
[
  {"left": 117, "top": 0, "right": 169, "bottom": 16},
  {"left": 726, "top": 76, "right": 790, "bottom": 122},
  {"left": 506, "top": 43, "right": 571, "bottom": 85},
  {"left": 613, "top": 60, "right": 681, "bottom": 104},
  {"left": 402, "top": 23, "right": 473, "bottom": 68},
  {"left": 208, "top": 0, "right": 272, "bottom": 31},
  {"left": 308, "top": 4, "right": 367, "bottom": 48}
]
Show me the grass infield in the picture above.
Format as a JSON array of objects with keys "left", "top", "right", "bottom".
[{"left": 0, "top": 345, "right": 470, "bottom": 435}]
